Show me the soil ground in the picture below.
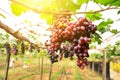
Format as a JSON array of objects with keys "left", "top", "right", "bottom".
[{"left": 0, "top": 54, "right": 104, "bottom": 80}]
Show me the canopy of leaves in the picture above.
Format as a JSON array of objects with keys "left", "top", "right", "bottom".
[
  {"left": 88, "top": 52, "right": 103, "bottom": 61},
  {"left": 10, "top": 0, "right": 84, "bottom": 24},
  {"left": 8, "top": 0, "right": 120, "bottom": 45},
  {"left": 10, "top": 0, "right": 120, "bottom": 24},
  {"left": 94, "top": 0, "right": 120, "bottom": 6},
  {"left": 97, "top": 19, "right": 113, "bottom": 33},
  {"left": 86, "top": 12, "right": 103, "bottom": 21},
  {"left": 105, "top": 41, "right": 120, "bottom": 59},
  {"left": 10, "top": 0, "right": 87, "bottom": 15}
]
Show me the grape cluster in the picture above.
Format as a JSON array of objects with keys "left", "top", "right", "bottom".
[
  {"left": 46, "top": 15, "right": 97, "bottom": 69},
  {"left": 29, "top": 43, "right": 34, "bottom": 52},
  {"left": 11, "top": 44, "right": 18, "bottom": 55},
  {"left": 21, "top": 42, "right": 25, "bottom": 54},
  {"left": 50, "top": 55, "right": 59, "bottom": 64},
  {"left": 4, "top": 43, "right": 11, "bottom": 54},
  {"left": 58, "top": 45, "right": 74, "bottom": 60}
]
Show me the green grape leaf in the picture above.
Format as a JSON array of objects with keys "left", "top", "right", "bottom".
[
  {"left": 10, "top": 0, "right": 45, "bottom": 16},
  {"left": 118, "top": 10, "right": 120, "bottom": 14},
  {"left": 106, "top": 41, "right": 120, "bottom": 58},
  {"left": 86, "top": 12, "right": 102, "bottom": 21},
  {"left": 91, "top": 33, "right": 102, "bottom": 44},
  {"left": 110, "top": 29, "right": 118, "bottom": 34},
  {"left": 94, "top": 0, "right": 113, "bottom": 5},
  {"left": 93, "top": 0, "right": 119, "bottom": 6},
  {"left": 39, "top": 0, "right": 81, "bottom": 24},
  {"left": 40, "top": 12, "right": 53, "bottom": 24},
  {"left": 112, "top": 0, "right": 120, "bottom": 6},
  {"left": 10, "top": 3, "right": 28, "bottom": 16},
  {"left": 77, "top": 0, "right": 89, "bottom": 4},
  {"left": 97, "top": 19, "right": 113, "bottom": 33},
  {"left": 4, "top": 33, "right": 10, "bottom": 39},
  {"left": 10, "top": 0, "right": 81, "bottom": 23}
]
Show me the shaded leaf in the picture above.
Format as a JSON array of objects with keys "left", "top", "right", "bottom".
[
  {"left": 5, "top": 33, "right": 10, "bottom": 39},
  {"left": 94, "top": 0, "right": 119, "bottom": 6},
  {"left": 112, "top": 0, "right": 120, "bottom": 6},
  {"left": 118, "top": 10, "right": 120, "bottom": 14},
  {"left": 91, "top": 33, "right": 102, "bottom": 44},
  {"left": 86, "top": 12, "right": 102, "bottom": 21},
  {"left": 97, "top": 19, "right": 113, "bottom": 33},
  {"left": 110, "top": 29, "right": 118, "bottom": 34}
]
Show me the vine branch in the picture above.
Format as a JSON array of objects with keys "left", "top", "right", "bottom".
[
  {"left": 10, "top": 0, "right": 120, "bottom": 15},
  {"left": 0, "top": 21, "right": 47, "bottom": 49},
  {"left": 0, "top": 21, "right": 30, "bottom": 42}
]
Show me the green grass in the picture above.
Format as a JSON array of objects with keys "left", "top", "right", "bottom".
[
  {"left": 74, "top": 68, "right": 83, "bottom": 80},
  {"left": 51, "top": 68, "right": 63, "bottom": 80},
  {"left": 75, "top": 73, "right": 83, "bottom": 80},
  {"left": 0, "top": 54, "right": 102, "bottom": 80},
  {"left": 0, "top": 67, "right": 5, "bottom": 70},
  {"left": 43, "top": 67, "right": 50, "bottom": 73},
  {"left": 17, "top": 71, "right": 40, "bottom": 80},
  {"left": 0, "top": 74, "right": 4, "bottom": 79},
  {"left": 74, "top": 67, "right": 83, "bottom": 80}
]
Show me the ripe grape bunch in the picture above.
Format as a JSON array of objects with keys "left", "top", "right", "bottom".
[{"left": 46, "top": 15, "right": 97, "bottom": 69}]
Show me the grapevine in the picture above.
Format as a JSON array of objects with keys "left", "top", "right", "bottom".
[{"left": 45, "top": 13, "right": 97, "bottom": 69}]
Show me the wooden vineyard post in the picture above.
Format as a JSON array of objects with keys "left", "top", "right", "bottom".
[
  {"left": 102, "top": 50, "right": 107, "bottom": 80},
  {"left": 98, "top": 62, "right": 100, "bottom": 74},
  {"left": 38, "top": 56, "right": 40, "bottom": 72},
  {"left": 92, "top": 62, "right": 94, "bottom": 72},
  {"left": 40, "top": 57, "right": 44, "bottom": 80},
  {"left": 4, "top": 43, "right": 11, "bottom": 80},
  {"left": 37, "top": 47, "right": 40, "bottom": 72}
]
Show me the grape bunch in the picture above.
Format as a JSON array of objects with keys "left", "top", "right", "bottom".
[
  {"left": 11, "top": 44, "right": 18, "bottom": 55},
  {"left": 50, "top": 55, "right": 59, "bottom": 64},
  {"left": 21, "top": 42, "right": 25, "bottom": 54},
  {"left": 4, "top": 43, "right": 11, "bottom": 54},
  {"left": 46, "top": 15, "right": 97, "bottom": 69},
  {"left": 29, "top": 43, "right": 34, "bottom": 52}
]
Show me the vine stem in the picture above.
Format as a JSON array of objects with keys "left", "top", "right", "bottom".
[
  {"left": 10, "top": 0, "right": 120, "bottom": 15},
  {"left": 4, "top": 51, "right": 11, "bottom": 80},
  {"left": 4, "top": 43, "right": 11, "bottom": 80},
  {"left": 40, "top": 57, "right": 44, "bottom": 80},
  {"left": 49, "top": 62, "right": 53, "bottom": 80}
]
